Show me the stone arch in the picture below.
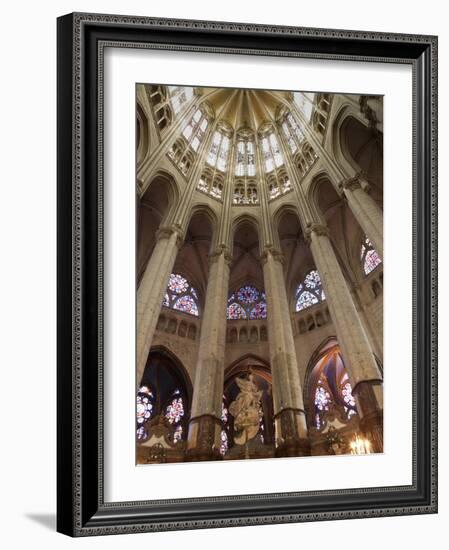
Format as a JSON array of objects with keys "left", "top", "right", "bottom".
[
  {"left": 308, "top": 171, "right": 364, "bottom": 285},
  {"left": 275, "top": 205, "right": 314, "bottom": 309},
  {"left": 302, "top": 336, "right": 339, "bottom": 419},
  {"left": 229, "top": 215, "right": 264, "bottom": 293},
  {"left": 186, "top": 203, "right": 220, "bottom": 252},
  {"left": 136, "top": 102, "right": 150, "bottom": 168},
  {"left": 307, "top": 170, "right": 339, "bottom": 225},
  {"left": 339, "top": 115, "right": 383, "bottom": 201},
  {"left": 172, "top": 209, "right": 215, "bottom": 312},
  {"left": 330, "top": 103, "right": 369, "bottom": 176},
  {"left": 144, "top": 345, "right": 194, "bottom": 403},
  {"left": 230, "top": 213, "right": 262, "bottom": 253},
  {"left": 138, "top": 170, "right": 181, "bottom": 280}
]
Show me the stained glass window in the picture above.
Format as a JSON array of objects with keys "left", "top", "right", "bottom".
[
  {"left": 165, "top": 395, "right": 184, "bottom": 424},
  {"left": 173, "top": 425, "right": 183, "bottom": 443},
  {"left": 163, "top": 273, "right": 200, "bottom": 317},
  {"left": 361, "top": 236, "right": 382, "bottom": 275},
  {"left": 261, "top": 132, "right": 284, "bottom": 173},
  {"left": 309, "top": 345, "right": 359, "bottom": 431},
  {"left": 220, "top": 398, "right": 230, "bottom": 456},
  {"left": 227, "top": 302, "right": 247, "bottom": 320},
  {"left": 207, "top": 131, "right": 231, "bottom": 172},
  {"left": 137, "top": 354, "right": 190, "bottom": 446},
  {"left": 295, "top": 270, "right": 325, "bottom": 312},
  {"left": 136, "top": 386, "right": 154, "bottom": 440},
  {"left": 293, "top": 92, "right": 316, "bottom": 123},
  {"left": 168, "top": 86, "right": 193, "bottom": 115},
  {"left": 173, "top": 295, "right": 199, "bottom": 316},
  {"left": 237, "top": 285, "right": 260, "bottom": 304},
  {"left": 250, "top": 302, "right": 267, "bottom": 320},
  {"left": 168, "top": 273, "right": 189, "bottom": 294},
  {"left": 182, "top": 108, "right": 209, "bottom": 152},
  {"left": 227, "top": 285, "right": 267, "bottom": 320},
  {"left": 235, "top": 138, "right": 256, "bottom": 177}
]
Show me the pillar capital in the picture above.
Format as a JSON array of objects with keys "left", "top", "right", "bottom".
[
  {"left": 260, "top": 246, "right": 284, "bottom": 265},
  {"left": 339, "top": 171, "right": 371, "bottom": 194},
  {"left": 339, "top": 175, "right": 362, "bottom": 192},
  {"left": 305, "top": 222, "right": 329, "bottom": 243},
  {"left": 155, "top": 224, "right": 184, "bottom": 248},
  {"left": 209, "top": 245, "right": 233, "bottom": 266}
]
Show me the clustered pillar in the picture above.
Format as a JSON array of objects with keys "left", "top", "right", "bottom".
[
  {"left": 186, "top": 247, "right": 232, "bottom": 460},
  {"left": 262, "top": 247, "right": 310, "bottom": 456},
  {"left": 136, "top": 225, "right": 183, "bottom": 385}
]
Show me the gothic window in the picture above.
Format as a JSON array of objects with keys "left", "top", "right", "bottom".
[
  {"left": 168, "top": 86, "right": 194, "bottom": 115},
  {"left": 227, "top": 286, "right": 267, "bottom": 320},
  {"left": 281, "top": 112, "right": 306, "bottom": 154},
  {"left": 361, "top": 236, "right": 382, "bottom": 275},
  {"left": 207, "top": 130, "right": 231, "bottom": 172},
  {"left": 182, "top": 108, "right": 209, "bottom": 152},
  {"left": 308, "top": 344, "right": 358, "bottom": 431},
  {"left": 220, "top": 397, "right": 230, "bottom": 456},
  {"left": 235, "top": 139, "right": 256, "bottom": 177},
  {"left": 163, "top": 273, "right": 199, "bottom": 317},
  {"left": 137, "top": 353, "right": 190, "bottom": 444},
  {"left": 261, "top": 132, "right": 284, "bottom": 173},
  {"left": 295, "top": 270, "right": 326, "bottom": 312},
  {"left": 136, "top": 385, "right": 155, "bottom": 440},
  {"left": 293, "top": 92, "right": 316, "bottom": 123}
]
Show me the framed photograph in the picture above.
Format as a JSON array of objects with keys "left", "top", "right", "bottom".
[{"left": 57, "top": 12, "right": 437, "bottom": 536}]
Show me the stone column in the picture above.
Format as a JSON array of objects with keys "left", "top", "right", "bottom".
[
  {"left": 136, "top": 225, "right": 183, "bottom": 384},
  {"left": 306, "top": 222, "right": 383, "bottom": 451},
  {"left": 186, "top": 247, "right": 232, "bottom": 461},
  {"left": 261, "top": 247, "right": 309, "bottom": 457},
  {"left": 290, "top": 101, "right": 384, "bottom": 260},
  {"left": 186, "top": 140, "right": 235, "bottom": 461}
]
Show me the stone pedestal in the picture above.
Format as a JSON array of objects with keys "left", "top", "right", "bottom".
[
  {"left": 185, "top": 415, "right": 222, "bottom": 462},
  {"left": 274, "top": 409, "right": 311, "bottom": 457}
]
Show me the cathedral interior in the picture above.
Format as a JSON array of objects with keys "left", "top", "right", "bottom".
[{"left": 135, "top": 84, "right": 384, "bottom": 464}]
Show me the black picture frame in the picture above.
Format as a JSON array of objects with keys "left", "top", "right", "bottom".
[{"left": 57, "top": 12, "right": 438, "bottom": 536}]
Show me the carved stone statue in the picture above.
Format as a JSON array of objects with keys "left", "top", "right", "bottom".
[{"left": 229, "top": 373, "right": 263, "bottom": 445}]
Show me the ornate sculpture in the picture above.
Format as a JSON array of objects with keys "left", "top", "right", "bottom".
[{"left": 229, "top": 373, "right": 263, "bottom": 445}]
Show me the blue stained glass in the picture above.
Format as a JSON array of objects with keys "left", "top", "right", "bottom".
[
  {"left": 173, "top": 295, "right": 199, "bottom": 316},
  {"left": 250, "top": 302, "right": 267, "bottom": 319},
  {"left": 295, "top": 270, "right": 325, "bottom": 312},
  {"left": 164, "top": 273, "right": 200, "bottom": 317},
  {"left": 237, "top": 285, "right": 260, "bottom": 304},
  {"left": 168, "top": 273, "right": 189, "bottom": 294},
  {"left": 227, "top": 302, "right": 247, "bottom": 320},
  {"left": 296, "top": 290, "right": 319, "bottom": 311},
  {"left": 304, "top": 270, "right": 321, "bottom": 289},
  {"left": 165, "top": 395, "right": 184, "bottom": 424},
  {"left": 361, "top": 237, "right": 382, "bottom": 275}
]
